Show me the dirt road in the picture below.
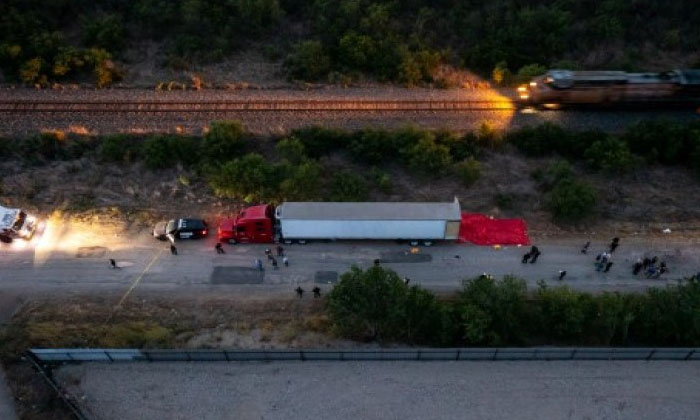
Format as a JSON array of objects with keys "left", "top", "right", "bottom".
[{"left": 0, "top": 218, "right": 697, "bottom": 303}]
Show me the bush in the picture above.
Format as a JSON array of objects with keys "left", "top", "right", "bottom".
[
  {"left": 507, "top": 123, "right": 570, "bottom": 157},
  {"left": 531, "top": 159, "right": 574, "bottom": 190},
  {"left": 349, "top": 129, "right": 396, "bottom": 164},
  {"left": 326, "top": 266, "right": 409, "bottom": 341},
  {"left": 328, "top": 172, "right": 368, "bottom": 201},
  {"left": 276, "top": 136, "right": 306, "bottom": 164},
  {"left": 584, "top": 136, "right": 635, "bottom": 172},
  {"left": 290, "top": 126, "right": 348, "bottom": 158},
  {"left": 370, "top": 169, "right": 392, "bottom": 194},
  {"left": 454, "top": 158, "right": 481, "bottom": 186},
  {"left": 99, "top": 134, "right": 141, "bottom": 162},
  {"left": 279, "top": 161, "right": 322, "bottom": 200},
  {"left": 203, "top": 120, "right": 246, "bottom": 162},
  {"left": 208, "top": 153, "right": 276, "bottom": 201},
  {"left": 621, "top": 120, "right": 687, "bottom": 165},
  {"left": 458, "top": 275, "right": 530, "bottom": 345},
  {"left": 400, "top": 134, "right": 452, "bottom": 176},
  {"left": 446, "top": 132, "right": 481, "bottom": 160},
  {"left": 285, "top": 40, "right": 331, "bottom": 81},
  {"left": 535, "top": 284, "right": 595, "bottom": 341},
  {"left": 142, "top": 135, "right": 176, "bottom": 169},
  {"left": 546, "top": 178, "right": 597, "bottom": 220}
]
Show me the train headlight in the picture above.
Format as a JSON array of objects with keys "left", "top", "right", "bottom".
[
  {"left": 517, "top": 86, "right": 527, "bottom": 92},
  {"left": 529, "top": 82, "right": 537, "bottom": 87}
]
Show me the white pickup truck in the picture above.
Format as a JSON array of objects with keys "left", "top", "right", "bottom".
[{"left": 0, "top": 205, "right": 38, "bottom": 242}]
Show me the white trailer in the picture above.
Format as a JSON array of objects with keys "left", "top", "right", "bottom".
[
  {"left": 0, "top": 205, "right": 37, "bottom": 242},
  {"left": 275, "top": 199, "right": 462, "bottom": 245}
]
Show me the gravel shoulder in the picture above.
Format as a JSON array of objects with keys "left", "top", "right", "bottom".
[{"left": 57, "top": 360, "right": 700, "bottom": 420}]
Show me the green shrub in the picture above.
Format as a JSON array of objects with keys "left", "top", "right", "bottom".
[
  {"left": 285, "top": 40, "right": 331, "bottom": 81},
  {"left": 371, "top": 169, "right": 392, "bottom": 194},
  {"left": 515, "top": 63, "right": 547, "bottom": 83},
  {"left": 507, "top": 123, "right": 570, "bottom": 157},
  {"left": 532, "top": 159, "right": 573, "bottom": 191},
  {"left": 622, "top": 120, "right": 687, "bottom": 165},
  {"left": 535, "top": 284, "right": 595, "bottom": 341},
  {"left": 276, "top": 136, "right": 306, "bottom": 164},
  {"left": 290, "top": 126, "right": 348, "bottom": 158},
  {"left": 99, "top": 134, "right": 140, "bottom": 162},
  {"left": 546, "top": 178, "right": 597, "bottom": 220},
  {"left": 400, "top": 134, "right": 452, "bottom": 176},
  {"left": 208, "top": 153, "right": 276, "bottom": 201},
  {"left": 81, "top": 14, "right": 126, "bottom": 53},
  {"left": 203, "top": 120, "right": 246, "bottom": 162},
  {"left": 458, "top": 275, "right": 530, "bottom": 345},
  {"left": 348, "top": 129, "right": 396, "bottom": 164},
  {"left": 142, "top": 135, "right": 176, "bottom": 169},
  {"left": 447, "top": 132, "right": 481, "bottom": 160},
  {"left": 584, "top": 136, "right": 635, "bottom": 172},
  {"left": 279, "top": 161, "right": 322, "bottom": 200},
  {"left": 328, "top": 171, "right": 368, "bottom": 201},
  {"left": 454, "top": 157, "right": 481, "bottom": 186}
]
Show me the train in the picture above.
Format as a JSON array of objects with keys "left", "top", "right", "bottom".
[{"left": 517, "top": 69, "right": 700, "bottom": 107}]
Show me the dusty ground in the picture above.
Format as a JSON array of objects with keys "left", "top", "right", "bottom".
[{"left": 56, "top": 360, "right": 700, "bottom": 420}]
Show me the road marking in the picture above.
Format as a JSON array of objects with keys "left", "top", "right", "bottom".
[{"left": 106, "top": 248, "right": 164, "bottom": 322}]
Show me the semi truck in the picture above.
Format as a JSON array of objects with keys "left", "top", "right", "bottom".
[
  {"left": 0, "top": 205, "right": 38, "bottom": 243},
  {"left": 218, "top": 200, "right": 462, "bottom": 246}
]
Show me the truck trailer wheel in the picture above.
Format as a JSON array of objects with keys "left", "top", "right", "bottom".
[
  {"left": 422, "top": 240, "right": 433, "bottom": 247},
  {"left": 298, "top": 239, "right": 307, "bottom": 245},
  {"left": 409, "top": 240, "right": 419, "bottom": 247},
  {"left": 0, "top": 235, "right": 12, "bottom": 244}
]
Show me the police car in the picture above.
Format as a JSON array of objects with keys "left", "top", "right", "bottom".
[{"left": 153, "top": 218, "right": 208, "bottom": 241}]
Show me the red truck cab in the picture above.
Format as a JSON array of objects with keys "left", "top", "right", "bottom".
[{"left": 217, "top": 204, "right": 275, "bottom": 244}]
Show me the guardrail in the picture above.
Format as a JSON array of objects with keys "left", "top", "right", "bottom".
[{"left": 29, "top": 348, "right": 699, "bottom": 363}]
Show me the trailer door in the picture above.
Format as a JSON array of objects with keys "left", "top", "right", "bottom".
[{"left": 444, "top": 220, "right": 460, "bottom": 240}]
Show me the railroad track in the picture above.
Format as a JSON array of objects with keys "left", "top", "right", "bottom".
[{"left": 0, "top": 99, "right": 515, "bottom": 113}]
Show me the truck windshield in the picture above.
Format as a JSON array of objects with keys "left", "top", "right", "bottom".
[{"left": 12, "top": 211, "right": 26, "bottom": 231}]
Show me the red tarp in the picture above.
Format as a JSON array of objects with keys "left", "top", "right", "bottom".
[{"left": 458, "top": 213, "right": 530, "bottom": 246}]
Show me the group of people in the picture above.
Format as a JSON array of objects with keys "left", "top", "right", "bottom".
[
  {"left": 632, "top": 256, "right": 668, "bottom": 279},
  {"left": 590, "top": 237, "right": 619, "bottom": 273},
  {"left": 521, "top": 246, "right": 541, "bottom": 264},
  {"left": 295, "top": 286, "right": 321, "bottom": 298},
  {"left": 255, "top": 245, "right": 289, "bottom": 271}
]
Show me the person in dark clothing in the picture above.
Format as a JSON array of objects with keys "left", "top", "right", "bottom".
[
  {"left": 529, "top": 247, "right": 541, "bottom": 263},
  {"left": 256, "top": 258, "right": 263, "bottom": 271},
  {"left": 170, "top": 244, "right": 177, "bottom": 255},
  {"left": 265, "top": 248, "right": 271, "bottom": 256},
  {"left": 109, "top": 258, "right": 118, "bottom": 269},
  {"left": 642, "top": 257, "right": 651, "bottom": 269},
  {"left": 659, "top": 262, "right": 668, "bottom": 274},
  {"left": 581, "top": 241, "right": 590, "bottom": 254},
  {"left": 632, "top": 258, "right": 643, "bottom": 275},
  {"left": 271, "top": 257, "right": 278, "bottom": 269},
  {"left": 276, "top": 245, "right": 284, "bottom": 256},
  {"left": 215, "top": 242, "right": 225, "bottom": 254},
  {"left": 295, "top": 286, "right": 304, "bottom": 298},
  {"left": 604, "top": 261, "right": 613, "bottom": 272},
  {"left": 609, "top": 237, "right": 620, "bottom": 253},
  {"left": 373, "top": 259, "right": 380, "bottom": 266},
  {"left": 312, "top": 286, "right": 321, "bottom": 298},
  {"left": 558, "top": 270, "right": 567, "bottom": 280},
  {"left": 651, "top": 256, "right": 658, "bottom": 265},
  {"left": 403, "top": 277, "right": 411, "bottom": 285},
  {"left": 521, "top": 253, "right": 531, "bottom": 264}
]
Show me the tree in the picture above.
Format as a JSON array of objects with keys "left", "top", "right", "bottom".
[
  {"left": 546, "top": 179, "right": 597, "bottom": 221},
  {"left": 276, "top": 136, "right": 306, "bottom": 164},
  {"left": 400, "top": 134, "right": 452, "bottom": 176},
  {"left": 454, "top": 157, "right": 481, "bottom": 186},
  {"left": 584, "top": 136, "right": 636, "bottom": 172},
  {"left": 208, "top": 153, "right": 275, "bottom": 201},
  {"left": 203, "top": 121, "right": 246, "bottom": 162},
  {"left": 279, "top": 161, "right": 322, "bottom": 200},
  {"left": 326, "top": 266, "right": 408, "bottom": 341},
  {"left": 535, "top": 284, "right": 594, "bottom": 341},
  {"left": 457, "top": 275, "right": 530, "bottom": 345},
  {"left": 285, "top": 40, "right": 331, "bottom": 81},
  {"left": 328, "top": 171, "right": 368, "bottom": 201}
]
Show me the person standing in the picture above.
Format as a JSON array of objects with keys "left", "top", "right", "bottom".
[
  {"left": 295, "top": 286, "right": 304, "bottom": 298},
  {"left": 255, "top": 258, "right": 263, "bottom": 271},
  {"left": 632, "top": 258, "right": 643, "bottom": 275},
  {"left": 215, "top": 242, "right": 225, "bottom": 254},
  {"left": 312, "top": 286, "right": 321, "bottom": 298},
  {"left": 529, "top": 246, "right": 541, "bottom": 264},
  {"left": 521, "top": 252, "right": 531, "bottom": 264},
  {"left": 109, "top": 259, "right": 118, "bottom": 269},
  {"left": 170, "top": 244, "right": 178, "bottom": 255},
  {"left": 277, "top": 245, "right": 284, "bottom": 256},
  {"left": 581, "top": 241, "right": 590, "bottom": 254},
  {"left": 271, "top": 257, "right": 278, "bottom": 269},
  {"left": 558, "top": 270, "right": 567, "bottom": 280},
  {"left": 604, "top": 261, "right": 613, "bottom": 273},
  {"left": 283, "top": 256, "right": 289, "bottom": 267},
  {"left": 609, "top": 237, "right": 620, "bottom": 253}
]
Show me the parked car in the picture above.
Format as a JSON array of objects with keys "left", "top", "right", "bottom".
[{"left": 153, "top": 218, "right": 208, "bottom": 241}]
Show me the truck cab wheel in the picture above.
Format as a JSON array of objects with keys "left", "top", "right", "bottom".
[
  {"left": 227, "top": 238, "right": 237, "bottom": 245},
  {"left": 0, "top": 235, "right": 12, "bottom": 244},
  {"left": 298, "top": 239, "right": 307, "bottom": 245}
]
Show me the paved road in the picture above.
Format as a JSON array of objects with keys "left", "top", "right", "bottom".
[
  {"left": 0, "top": 368, "right": 18, "bottom": 420},
  {"left": 57, "top": 360, "right": 700, "bottom": 420},
  {"left": 1, "top": 222, "right": 698, "bottom": 300}
]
